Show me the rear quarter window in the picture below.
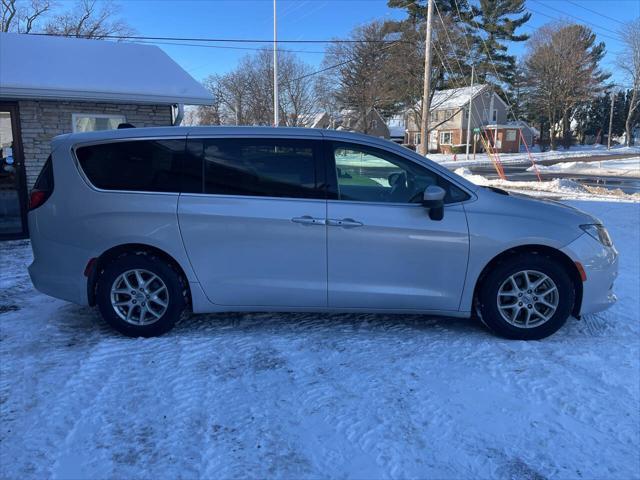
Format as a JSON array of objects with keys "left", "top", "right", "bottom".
[
  {"left": 34, "top": 155, "right": 54, "bottom": 191},
  {"left": 75, "top": 139, "right": 185, "bottom": 192}
]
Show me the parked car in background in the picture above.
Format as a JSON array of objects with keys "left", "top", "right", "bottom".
[{"left": 28, "top": 127, "right": 618, "bottom": 339}]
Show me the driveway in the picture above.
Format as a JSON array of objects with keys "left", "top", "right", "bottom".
[{"left": 1, "top": 201, "right": 638, "bottom": 479}]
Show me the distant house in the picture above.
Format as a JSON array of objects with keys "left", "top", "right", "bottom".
[
  {"left": 404, "top": 85, "right": 519, "bottom": 154},
  {"left": 334, "top": 108, "right": 390, "bottom": 139},
  {"left": 297, "top": 111, "right": 330, "bottom": 129},
  {"left": 0, "top": 32, "right": 212, "bottom": 239},
  {"left": 508, "top": 120, "right": 539, "bottom": 148}
]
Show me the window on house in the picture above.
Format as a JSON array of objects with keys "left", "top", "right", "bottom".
[
  {"left": 72, "top": 114, "right": 126, "bottom": 133},
  {"left": 415, "top": 132, "right": 421, "bottom": 145},
  {"left": 440, "top": 131, "right": 453, "bottom": 145},
  {"left": 430, "top": 112, "right": 437, "bottom": 122},
  {"left": 492, "top": 110, "right": 498, "bottom": 122},
  {"left": 370, "top": 119, "right": 378, "bottom": 130},
  {"left": 506, "top": 129, "right": 517, "bottom": 142}
]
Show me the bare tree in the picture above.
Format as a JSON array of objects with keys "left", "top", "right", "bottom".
[
  {"left": 275, "top": 51, "right": 318, "bottom": 126},
  {"left": 318, "top": 21, "right": 397, "bottom": 134},
  {"left": 395, "top": 14, "right": 471, "bottom": 134},
  {"left": 617, "top": 18, "right": 640, "bottom": 146},
  {"left": 44, "top": 0, "right": 133, "bottom": 38},
  {"left": 199, "top": 49, "right": 318, "bottom": 127},
  {"left": 316, "top": 17, "right": 472, "bottom": 135},
  {"left": 524, "top": 22, "right": 609, "bottom": 149},
  {"left": 2, "top": 0, "right": 132, "bottom": 37},
  {"left": 195, "top": 75, "right": 225, "bottom": 125},
  {"left": 2, "top": 0, "right": 52, "bottom": 33}
]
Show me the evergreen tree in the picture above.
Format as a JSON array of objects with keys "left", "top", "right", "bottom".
[
  {"left": 468, "top": 0, "right": 530, "bottom": 87},
  {"left": 573, "top": 96, "right": 607, "bottom": 144},
  {"left": 387, "top": 0, "right": 472, "bottom": 22},
  {"left": 388, "top": 0, "right": 530, "bottom": 91}
]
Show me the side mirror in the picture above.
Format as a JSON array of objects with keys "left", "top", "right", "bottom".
[{"left": 422, "top": 185, "right": 446, "bottom": 220}]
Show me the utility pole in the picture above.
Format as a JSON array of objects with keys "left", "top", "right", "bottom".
[
  {"left": 465, "top": 65, "right": 474, "bottom": 160},
  {"left": 273, "top": 0, "right": 279, "bottom": 127},
  {"left": 418, "top": 0, "right": 434, "bottom": 156},
  {"left": 607, "top": 90, "right": 615, "bottom": 150}
]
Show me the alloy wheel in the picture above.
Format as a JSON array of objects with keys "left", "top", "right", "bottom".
[
  {"left": 110, "top": 269, "right": 169, "bottom": 325},
  {"left": 496, "top": 270, "right": 559, "bottom": 329}
]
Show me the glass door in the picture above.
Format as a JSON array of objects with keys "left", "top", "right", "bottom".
[{"left": 0, "top": 103, "right": 28, "bottom": 239}]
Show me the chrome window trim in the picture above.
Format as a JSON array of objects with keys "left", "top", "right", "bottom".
[
  {"left": 69, "top": 133, "right": 476, "bottom": 203},
  {"left": 178, "top": 192, "right": 328, "bottom": 204},
  {"left": 327, "top": 198, "right": 469, "bottom": 208}
]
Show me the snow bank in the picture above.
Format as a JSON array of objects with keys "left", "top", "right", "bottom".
[
  {"left": 454, "top": 168, "right": 639, "bottom": 202},
  {"left": 528, "top": 157, "right": 640, "bottom": 178},
  {"left": 431, "top": 144, "right": 640, "bottom": 169}
]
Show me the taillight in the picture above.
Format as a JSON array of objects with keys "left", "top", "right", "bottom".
[
  {"left": 29, "top": 155, "right": 54, "bottom": 211},
  {"left": 29, "top": 189, "right": 50, "bottom": 210}
]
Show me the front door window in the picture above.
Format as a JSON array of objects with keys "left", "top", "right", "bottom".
[{"left": 331, "top": 143, "right": 468, "bottom": 204}]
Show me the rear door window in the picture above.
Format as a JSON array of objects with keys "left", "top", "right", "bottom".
[
  {"left": 76, "top": 139, "right": 186, "bottom": 192},
  {"left": 186, "top": 138, "right": 324, "bottom": 199}
]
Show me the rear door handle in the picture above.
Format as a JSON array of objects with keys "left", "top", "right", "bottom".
[
  {"left": 292, "top": 215, "right": 325, "bottom": 226},
  {"left": 327, "top": 218, "right": 363, "bottom": 228}
]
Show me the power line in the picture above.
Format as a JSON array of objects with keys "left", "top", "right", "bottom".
[
  {"left": 291, "top": 40, "right": 403, "bottom": 82},
  {"left": 564, "top": 0, "right": 626, "bottom": 26},
  {"left": 128, "top": 39, "right": 325, "bottom": 54},
  {"left": 525, "top": 7, "right": 622, "bottom": 42},
  {"left": 26, "top": 32, "right": 410, "bottom": 44},
  {"left": 527, "top": 1, "right": 622, "bottom": 39}
]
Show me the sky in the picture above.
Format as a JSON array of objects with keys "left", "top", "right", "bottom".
[{"left": 106, "top": 0, "right": 640, "bottom": 86}]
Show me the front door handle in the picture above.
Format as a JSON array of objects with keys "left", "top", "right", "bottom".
[
  {"left": 292, "top": 215, "right": 325, "bottom": 226},
  {"left": 327, "top": 218, "right": 364, "bottom": 228}
]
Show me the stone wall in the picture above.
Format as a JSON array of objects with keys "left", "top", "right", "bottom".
[{"left": 17, "top": 100, "right": 173, "bottom": 187}]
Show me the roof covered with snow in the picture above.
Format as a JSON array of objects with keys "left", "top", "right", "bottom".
[
  {"left": 0, "top": 33, "right": 212, "bottom": 105},
  {"left": 298, "top": 112, "right": 328, "bottom": 128},
  {"left": 431, "top": 84, "right": 491, "bottom": 110}
]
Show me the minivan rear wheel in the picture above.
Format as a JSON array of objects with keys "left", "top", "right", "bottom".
[
  {"left": 96, "top": 252, "right": 186, "bottom": 337},
  {"left": 477, "top": 253, "right": 575, "bottom": 340}
]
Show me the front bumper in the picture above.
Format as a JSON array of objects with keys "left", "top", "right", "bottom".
[{"left": 561, "top": 233, "right": 618, "bottom": 316}]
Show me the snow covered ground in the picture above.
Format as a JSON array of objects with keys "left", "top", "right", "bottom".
[
  {"left": 1, "top": 201, "right": 639, "bottom": 479},
  {"left": 528, "top": 157, "right": 640, "bottom": 178},
  {"left": 455, "top": 167, "right": 640, "bottom": 202},
  {"left": 430, "top": 144, "right": 640, "bottom": 169}
]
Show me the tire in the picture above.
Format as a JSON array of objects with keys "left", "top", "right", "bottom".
[
  {"left": 477, "top": 253, "right": 575, "bottom": 340},
  {"left": 96, "top": 252, "right": 186, "bottom": 337}
]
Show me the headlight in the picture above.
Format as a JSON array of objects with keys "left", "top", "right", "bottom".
[{"left": 580, "top": 224, "right": 613, "bottom": 247}]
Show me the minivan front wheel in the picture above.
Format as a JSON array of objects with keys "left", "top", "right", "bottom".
[
  {"left": 96, "top": 253, "right": 186, "bottom": 337},
  {"left": 477, "top": 254, "right": 575, "bottom": 340}
]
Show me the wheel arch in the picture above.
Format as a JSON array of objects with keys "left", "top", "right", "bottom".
[
  {"left": 472, "top": 244, "right": 583, "bottom": 318},
  {"left": 87, "top": 243, "right": 191, "bottom": 307}
]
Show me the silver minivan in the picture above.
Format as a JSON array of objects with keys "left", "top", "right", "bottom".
[{"left": 28, "top": 127, "right": 618, "bottom": 339}]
